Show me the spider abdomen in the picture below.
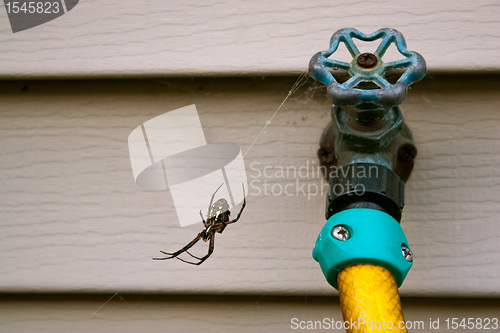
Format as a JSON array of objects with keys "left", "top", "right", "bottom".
[{"left": 209, "top": 199, "right": 231, "bottom": 223}]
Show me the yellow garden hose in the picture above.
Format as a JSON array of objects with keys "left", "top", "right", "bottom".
[{"left": 337, "top": 264, "right": 407, "bottom": 333}]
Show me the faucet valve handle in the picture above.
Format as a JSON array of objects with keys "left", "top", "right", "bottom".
[{"left": 309, "top": 28, "right": 426, "bottom": 109}]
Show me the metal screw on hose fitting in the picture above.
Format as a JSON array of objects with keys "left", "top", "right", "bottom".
[
  {"left": 332, "top": 226, "right": 350, "bottom": 241},
  {"left": 401, "top": 244, "right": 413, "bottom": 262}
]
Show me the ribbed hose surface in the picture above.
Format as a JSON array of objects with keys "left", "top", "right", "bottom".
[{"left": 337, "top": 264, "right": 407, "bottom": 333}]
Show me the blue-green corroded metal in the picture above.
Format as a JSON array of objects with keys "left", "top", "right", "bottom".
[
  {"left": 313, "top": 208, "right": 413, "bottom": 290},
  {"left": 309, "top": 28, "right": 426, "bottom": 108},
  {"left": 313, "top": 28, "right": 426, "bottom": 171},
  {"left": 311, "top": 28, "right": 424, "bottom": 288}
]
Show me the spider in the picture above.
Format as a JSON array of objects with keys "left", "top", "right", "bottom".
[{"left": 153, "top": 183, "right": 246, "bottom": 265}]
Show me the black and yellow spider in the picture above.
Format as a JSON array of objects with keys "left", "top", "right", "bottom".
[{"left": 153, "top": 184, "right": 246, "bottom": 265}]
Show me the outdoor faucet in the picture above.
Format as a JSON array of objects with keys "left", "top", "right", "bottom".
[
  {"left": 309, "top": 28, "right": 426, "bottom": 332},
  {"left": 311, "top": 28, "right": 426, "bottom": 223}
]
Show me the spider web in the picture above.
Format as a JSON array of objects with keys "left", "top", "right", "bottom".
[
  {"left": 91, "top": 73, "right": 318, "bottom": 318},
  {"left": 243, "top": 72, "right": 313, "bottom": 158}
]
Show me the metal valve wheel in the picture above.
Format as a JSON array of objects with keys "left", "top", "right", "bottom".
[{"left": 309, "top": 28, "right": 426, "bottom": 108}]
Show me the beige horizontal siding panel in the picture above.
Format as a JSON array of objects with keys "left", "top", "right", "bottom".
[
  {"left": 2, "top": 295, "right": 499, "bottom": 333},
  {"left": 0, "top": 76, "right": 499, "bottom": 297},
  {"left": 0, "top": 0, "right": 499, "bottom": 78}
]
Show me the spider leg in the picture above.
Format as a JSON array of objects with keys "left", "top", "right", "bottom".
[
  {"left": 206, "top": 183, "right": 224, "bottom": 218},
  {"left": 152, "top": 233, "right": 202, "bottom": 260},
  {"left": 184, "top": 249, "right": 204, "bottom": 260},
  {"left": 174, "top": 234, "right": 215, "bottom": 265},
  {"left": 200, "top": 210, "right": 207, "bottom": 227},
  {"left": 226, "top": 184, "right": 246, "bottom": 225}
]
